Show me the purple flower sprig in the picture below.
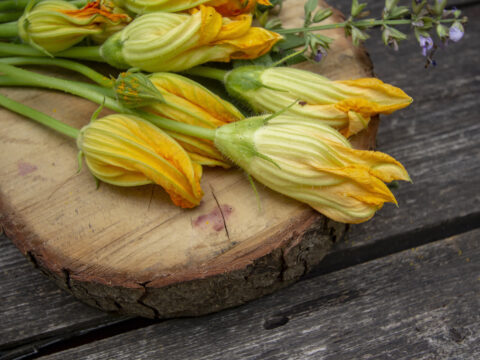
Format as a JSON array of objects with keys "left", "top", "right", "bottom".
[{"left": 266, "top": 0, "right": 467, "bottom": 65}]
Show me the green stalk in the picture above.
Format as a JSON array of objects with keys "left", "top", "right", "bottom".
[
  {"left": 0, "top": 64, "right": 216, "bottom": 141},
  {"left": 0, "top": 63, "right": 121, "bottom": 110},
  {"left": 0, "top": 75, "right": 115, "bottom": 98},
  {"left": 183, "top": 66, "right": 228, "bottom": 82},
  {"left": 0, "top": 0, "right": 86, "bottom": 12},
  {"left": 0, "top": 93, "right": 79, "bottom": 139},
  {"left": 0, "top": 21, "right": 18, "bottom": 37},
  {"left": 0, "top": 43, "right": 104, "bottom": 62},
  {"left": 0, "top": 57, "right": 114, "bottom": 88},
  {"left": 0, "top": 0, "right": 30, "bottom": 12},
  {"left": 0, "top": 12, "right": 22, "bottom": 23}
]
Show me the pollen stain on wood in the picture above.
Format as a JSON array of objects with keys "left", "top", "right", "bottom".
[
  {"left": 193, "top": 205, "right": 233, "bottom": 232},
  {"left": 17, "top": 161, "right": 37, "bottom": 176}
]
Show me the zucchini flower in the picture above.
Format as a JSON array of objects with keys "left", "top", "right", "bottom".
[
  {"left": 77, "top": 114, "right": 203, "bottom": 208},
  {"left": 18, "top": 0, "right": 131, "bottom": 53},
  {"left": 112, "top": 0, "right": 271, "bottom": 16},
  {"left": 100, "top": 5, "right": 282, "bottom": 72},
  {"left": 115, "top": 71, "right": 244, "bottom": 168},
  {"left": 215, "top": 115, "right": 410, "bottom": 223},
  {"left": 224, "top": 66, "right": 412, "bottom": 137}
]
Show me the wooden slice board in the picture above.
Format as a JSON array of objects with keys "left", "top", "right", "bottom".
[{"left": 0, "top": 0, "right": 378, "bottom": 318}]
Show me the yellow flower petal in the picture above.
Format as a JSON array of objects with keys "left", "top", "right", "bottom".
[
  {"left": 144, "top": 72, "right": 242, "bottom": 167},
  {"left": 334, "top": 78, "right": 413, "bottom": 114},
  {"left": 211, "top": 26, "right": 282, "bottom": 60}
]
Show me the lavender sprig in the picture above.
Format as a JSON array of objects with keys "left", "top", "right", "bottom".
[{"left": 261, "top": 0, "right": 467, "bottom": 65}]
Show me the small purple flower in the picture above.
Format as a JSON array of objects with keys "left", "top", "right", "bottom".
[
  {"left": 314, "top": 50, "right": 323, "bottom": 62},
  {"left": 419, "top": 35, "right": 434, "bottom": 56},
  {"left": 449, "top": 24, "right": 464, "bottom": 42}
]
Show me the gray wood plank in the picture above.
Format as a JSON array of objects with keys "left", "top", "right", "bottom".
[
  {"left": 0, "top": 233, "right": 122, "bottom": 349},
  {"left": 38, "top": 228, "right": 480, "bottom": 360},
  {"left": 319, "top": 3, "right": 480, "bottom": 271}
]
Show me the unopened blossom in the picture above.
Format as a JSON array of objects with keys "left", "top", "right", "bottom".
[
  {"left": 449, "top": 22, "right": 464, "bottom": 42},
  {"left": 100, "top": 5, "right": 282, "bottom": 72},
  {"left": 114, "top": 71, "right": 243, "bottom": 167},
  {"left": 77, "top": 114, "right": 203, "bottom": 208},
  {"left": 224, "top": 66, "right": 412, "bottom": 137},
  {"left": 145, "top": 73, "right": 244, "bottom": 167},
  {"left": 214, "top": 115, "right": 410, "bottom": 223},
  {"left": 18, "top": 0, "right": 131, "bottom": 53}
]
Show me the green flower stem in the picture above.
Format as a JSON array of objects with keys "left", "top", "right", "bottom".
[
  {"left": 0, "top": 63, "right": 120, "bottom": 109},
  {"left": 0, "top": 57, "right": 114, "bottom": 88},
  {"left": 0, "top": 0, "right": 30, "bottom": 11},
  {"left": 0, "top": 75, "right": 115, "bottom": 98},
  {"left": 0, "top": 93, "right": 79, "bottom": 139},
  {"left": 0, "top": 0, "right": 86, "bottom": 11},
  {"left": 183, "top": 66, "right": 228, "bottom": 82},
  {"left": 0, "top": 21, "right": 18, "bottom": 37},
  {"left": 0, "top": 12, "right": 22, "bottom": 23},
  {"left": 0, "top": 64, "right": 216, "bottom": 141},
  {"left": 137, "top": 111, "right": 216, "bottom": 141},
  {"left": 0, "top": 43, "right": 104, "bottom": 62},
  {"left": 276, "top": 18, "right": 461, "bottom": 35},
  {"left": 57, "top": 45, "right": 103, "bottom": 62}
]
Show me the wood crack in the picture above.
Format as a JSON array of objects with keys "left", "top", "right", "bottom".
[{"left": 210, "top": 185, "right": 230, "bottom": 241}]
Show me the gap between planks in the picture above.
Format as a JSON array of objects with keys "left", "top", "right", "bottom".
[{"left": 2, "top": 215, "right": 479, "bottom": 360}]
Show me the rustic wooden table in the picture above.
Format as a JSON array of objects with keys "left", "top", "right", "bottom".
[{"left": 1, "top": 0, "right": 479, "bottom": 359}]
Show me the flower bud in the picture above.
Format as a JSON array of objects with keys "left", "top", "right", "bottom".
[
  {"left": 18, "top": 0, "right": 131, "bottom": 53},
  {"left": 144, "top": 72, "right": 244, "bottom": 168},
  {"left": 100, "top": 5, "right": 282, "bottom": 72},
  {"left": 215, "top": 115, "right": 410, "bottom": 223},
  {"left": 115, "top": 70, "right": 165, "bottom": 108},
  {"left": 77, "top": 114, "right": 203, "bottom": 208},
  {"left": 224, "top": 66, "right": 412, "bottom": 137}
]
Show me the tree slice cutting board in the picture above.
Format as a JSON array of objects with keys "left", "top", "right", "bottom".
[{"left": 0, "top": 0, "right": 379, "bottom": 318}]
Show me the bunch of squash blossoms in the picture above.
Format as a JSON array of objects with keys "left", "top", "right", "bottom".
[{"left": 0, "top": 0, "right": 464, "bottom": 224}]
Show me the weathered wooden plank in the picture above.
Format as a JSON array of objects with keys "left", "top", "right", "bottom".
[
  {"left": 2, "top": 0, "right": 479, "bottom": 353},
  {"left": 318, "top": 3, "right": 480, "bottom": 271},
  {"left": 37, "top": 228, "right": 480, "bottom": 360},
  {"left": 0, "top": 233, "right": 121, "bottom": 350}
]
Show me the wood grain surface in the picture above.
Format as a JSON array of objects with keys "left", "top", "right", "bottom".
[
  {"left": 0, "top": 0, "right": 377, "bottom": 318},
  {"left": 38, "top": 229, "right": 480, "bottom": 360}
]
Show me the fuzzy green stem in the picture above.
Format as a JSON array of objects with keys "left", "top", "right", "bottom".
[
  {"left": 0, "top": 0, "right": 30, "bottom": 11},
  {"left": 0, "top": 62, "right": 122, "bottom": 109},
  {"left": 183, "top": 66, "right": 228, "bottom": 82},
  {"left": 0, "top": 12, "right": 22, "bottom": 23},
  {"left": 0, "top": 64, "right": 216, "bottom": 141},
  {"left": 0, "top": 57, "right": 114, "bottom": 87},
  {"left": 0, "top": 75, "right": 115, "bottom": 98},
  {"left": 138, "top": 111, "right": 216, "bottom": 141},
  {"left": 58, "top": 46, "right": 103, "bottom": 62},
  {"left": 0, "top": 0, "right": 86, "bottom": 12},
  {"left": 0, "top": 21, "right": 18, "bottom": 37},
  {"left": 0, "top": 43, "right": 104, "bottom": 62},
  {"left": 0, "top": 93, "right": 79, "bottom": 138}
]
